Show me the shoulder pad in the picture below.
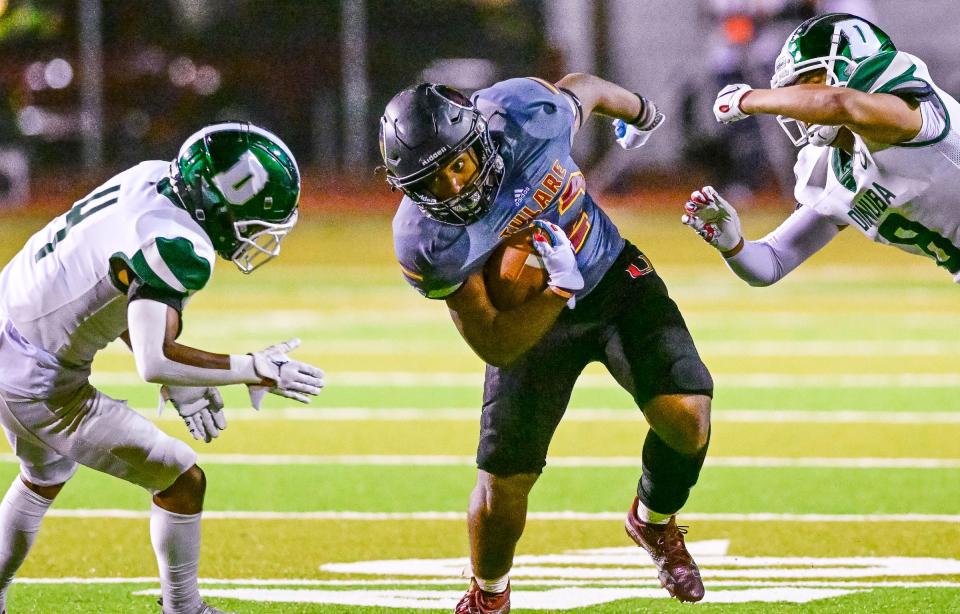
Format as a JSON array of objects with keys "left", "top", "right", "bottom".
[
  {"left": 393, "top": 201, "right": 468, "bottom": 300},
  {"left": 126, "top": 233, "right": 214, "bottom": 296},
  {"left": 847, "top": 51, "right": 933, "bottom": 99}
]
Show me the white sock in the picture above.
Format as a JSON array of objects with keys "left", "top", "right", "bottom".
[
  {"left": 150, "top": 503, "right": 203, "bottom": 614},
  {"left": 636, "top": 499, "right": 672, "bottom": 525},
  {"left": 0, "top": 477, "right": 54, "bottom": 610},
  {"left": 475, "top": 573, "right": 509, "bottom": 594}
]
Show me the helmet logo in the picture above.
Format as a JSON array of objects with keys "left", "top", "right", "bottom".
[
  {"left": 212, "top": 150, "right": 269, "bottom": 205},
  {"left": 419, "top": 146, "right": 448, "bottom": 167},
  {"left": 835, "top": 19, "right": 884, "bottom": 59}
]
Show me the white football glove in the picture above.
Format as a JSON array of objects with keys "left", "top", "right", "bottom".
[
  {"left": 681, "top": 186, "right": 743, "bottom": 253},
  {"left": 248, "top": 338, "right": 324, "bottom": 409},
  {"left": 714, "top": 84, "right": 753, "bottom": 123},
  {"left": 613, "top": 97, "right": 665, "bottom": 149},
  {"left": 807, "top": 123, "right": 841, "bottom": 147},
  {"left": 158, "top": 385, "right": 226, "bottom": 443},
  {"left": 530, "top": 220, "right": 583, "bottom": 307}
]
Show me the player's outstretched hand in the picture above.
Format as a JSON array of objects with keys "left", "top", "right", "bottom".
[
  {"left": 714, "top": 84, "right": 753, "bottom": 123},
  {"left": 531, "top": 220, "right": 584, "bottom": 306},
  {"left": 159, "top": 385, "right": 226, "bottom": 443},
  {"left": 681, "top": 186, "right": 744, "bottom": 253},
  {"left": 808, "top": 124, "right": 841, "bottom": 147},
  {"left": 613, "top": 99, "right": 666, "bottom": 150},
  {"left": 249, "top": 338, "right": 324, "bottom": 409}
]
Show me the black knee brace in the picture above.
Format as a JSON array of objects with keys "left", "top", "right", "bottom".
[{"left": 637, "top": 428, "right": 710, "bottom": 515}]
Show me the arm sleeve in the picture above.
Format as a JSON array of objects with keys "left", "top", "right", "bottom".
[
  {"left": 127, "top": 298, "right": 261, "bottom": 386},
  {"left": 725, "top": 205, "right": 841, "bottom": 287}
]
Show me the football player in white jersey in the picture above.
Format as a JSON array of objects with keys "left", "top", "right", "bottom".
[
  {"left": 682, "top": 13, "right": 960, "bottom": 286},
  {"left": 0, "top": 121, "right": 324, "bottom": 614}
]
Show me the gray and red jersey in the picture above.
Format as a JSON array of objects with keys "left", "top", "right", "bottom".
[{"left": 393, "top": 77, "right": 625, "bottom": 299}]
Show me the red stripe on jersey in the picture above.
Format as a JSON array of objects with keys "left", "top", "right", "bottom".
[{"left": 566, "top": 211, "right": 591, "bottom": 254}]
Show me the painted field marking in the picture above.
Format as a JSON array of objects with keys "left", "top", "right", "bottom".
[
  {"left": 123, "top": 542, "right": 960, "bottom": 608},
  {"left": 91, "top": 370, "right": 960, "bottom": 388},
  {"left": 321, "top": 542, "right": 960, "bottom": 581},
  {"left": 39, "top": 510, "right": 960, "bottom": 522},
  {"left": 135, "top": 586, "right": 865, "bottom": 607}
]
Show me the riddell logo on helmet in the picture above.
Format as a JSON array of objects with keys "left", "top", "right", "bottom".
[{"left": 419, "top": 146, "right": 449, "bottom": 167}]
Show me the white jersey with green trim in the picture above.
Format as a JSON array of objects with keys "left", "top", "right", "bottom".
[
  {"left": 793, "top": 51, "right": 960, "bottom": 281},
  {"left": 0, "top": 160, "right": 216, "bottom": 368}
]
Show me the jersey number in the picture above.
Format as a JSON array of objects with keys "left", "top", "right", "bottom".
[
  {"left": 34, "top": 185, "right": 120, "bottom": 262},
  {"left": 877, "top": 213, "right": 960, "bottom": 274}
]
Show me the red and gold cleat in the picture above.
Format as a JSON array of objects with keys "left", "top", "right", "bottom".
[
  {"left": 625, "top": 496, "right": 705, "bottom": 602},
  {"left": 454, "top": 578, "right": 511, "bottom": 614}
]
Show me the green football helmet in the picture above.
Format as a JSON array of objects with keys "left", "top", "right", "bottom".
[
  {"left": 771, "top": 13, "right": 896, "bottom": 145},
  {"left": 171, "top": 121, "right": 301, "bottom": 273}
]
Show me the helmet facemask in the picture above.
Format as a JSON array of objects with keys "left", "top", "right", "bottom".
[
  {"left": 230, "top": 210, "right": 298, "bottom": 273},
  {"left": 382, "top": 84, "right": 503, "bottom": 226},
  {"left": 772, "top": 34, "right": 856, "bottom": 147},
  {"left": 399, "top": 126, "right": 502, "bottom": 225}
]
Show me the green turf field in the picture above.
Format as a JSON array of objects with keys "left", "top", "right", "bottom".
[{"left": 0, "top": 205, "right": 958, "bottom": 613}]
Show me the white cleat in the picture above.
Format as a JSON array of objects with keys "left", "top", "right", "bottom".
[{"left": 159, "top": 600, "right": 233, "bottom": 614}]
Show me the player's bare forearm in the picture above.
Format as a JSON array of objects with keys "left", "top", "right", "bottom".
[
  {"left": 741, "top": 85, "right": 921, "bottom": 143},
  {"left": 446, "top": 275, "right": 567, "bottom": 368},
  {"left": 555, "top": 73, "right": 643, "bottom": 124},
  {"left": 121, "top": 327, "right": 226, "bottom": 368},
  {"left": 151, "top": 302, "right": 231, "bottom": 370}
]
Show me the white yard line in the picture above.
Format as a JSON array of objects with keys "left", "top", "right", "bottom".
[
  {"left": 90, "top": 371, "right": 960, "bottom": 388},
  {"left": 0, "top": 452, "right": 955, "bottom": 468},
  {"left": 96, "top": 339, "right": 960, "bottom": 357},
  {"left": 11, "top": 577, "right": 960, "bottom": 589},
  {"left": 39, "top": 510, "right": 960, "bottom": 522},
  {"left": 130, "top": 407, "right": 960, "bottom": 423}
]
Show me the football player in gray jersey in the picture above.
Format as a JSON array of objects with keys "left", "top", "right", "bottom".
[
  {"left": 382, "top": 76, "right": 714, "bottom": 610},
  {"left": 0, "top": 122, "right": 323, "bottom": 614}
]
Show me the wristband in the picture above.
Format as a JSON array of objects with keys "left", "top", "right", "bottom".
[
  {"left": 231, "top": 354, "right": 261, "bottom": 383},
  {"left": 628, "top": 93, "right": 648, "bottom": 126},
  {"left": 549, "top": 286, "right": 574, "bottom": 300}
]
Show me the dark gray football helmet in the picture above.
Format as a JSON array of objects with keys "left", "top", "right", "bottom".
[{"left": 379, "top": 83, "right": 502, "bottom": 225}]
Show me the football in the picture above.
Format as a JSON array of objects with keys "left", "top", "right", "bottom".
[{"left": 483, "top": 226, "right": 548, "bottom": 310}]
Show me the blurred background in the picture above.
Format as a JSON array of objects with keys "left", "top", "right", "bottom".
[
  {"left": 1, "top": 4, "right": 959, "bottom": 610},
  {"left": 2, "top": 0, "right": 960, "bottom": 212}
]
